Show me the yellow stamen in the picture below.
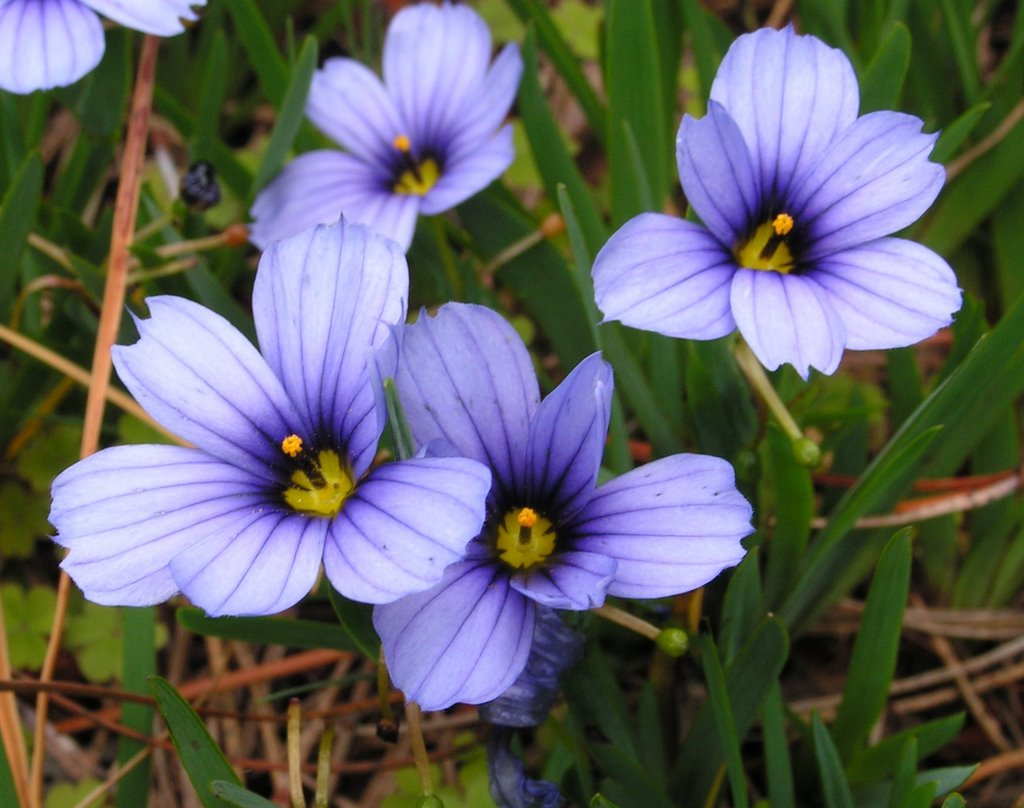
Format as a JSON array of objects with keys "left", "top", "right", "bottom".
[
  {"left": 283, "top": 450, "right": 354, "bottom": 518},
  {"left": 281, "top": 434, "right": 303, "bottom": 457},
  {"left": 394, "top": 158, "right": 440, "bottom": 196},
  {"left": 772, "top": 212, "right": 794, "bottom": 236},
  {"left": 517, "top": 507, "right": 538, "bottom": 528},
  {"left": 393, "top": 134, "right": 412, "bottom": 152},
  {"left": 735, "top": 217, "right": 795, "bottom": 274},
  {"left": 496, "top": 507, "right": 555, "bottom": 570}
]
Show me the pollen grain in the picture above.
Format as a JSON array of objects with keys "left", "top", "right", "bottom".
[
  {"left": 393, "top": 134, "right": 412, "bottom": 152},
  {"left": 772, "top": 212, "right": 794, "bottom": 236}
]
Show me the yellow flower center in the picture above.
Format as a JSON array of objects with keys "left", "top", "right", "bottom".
[
  {"left": 391, "top": 133, "right": 440, "bottom": 196},
  {"left": 280, "top": 440, "right": 354, "bottom": 518},
  {"left": 496, "top": 507, "right": 556, "bottom": 570},
  {"left": 735, "top": 212, "right": 796, "bottom": 273}
]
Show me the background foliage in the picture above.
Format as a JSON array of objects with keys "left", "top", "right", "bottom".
[{"left": 1, "top": 0, "right": 1023, "bottom": 805}]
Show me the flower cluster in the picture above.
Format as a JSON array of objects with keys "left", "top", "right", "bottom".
[
  {"left": 251, "top": 1, "right": 522, "bottom": 252},
  {"left": 0, "top": 0, "right": 206, "bottom": 94},
  {"left": 592, "top": 25, "right": 961, "bottom": 378}
]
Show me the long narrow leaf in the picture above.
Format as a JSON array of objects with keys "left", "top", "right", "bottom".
[{"left": 811, "top": 714, "right": 855, "bottom": 808}]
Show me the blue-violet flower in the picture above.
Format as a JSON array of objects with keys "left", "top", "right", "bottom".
[
  {"left": 592, "top": 26, "right": 961, "bottom": 378},
  {"left": 250, "top": 1, "right": 522, "bottom": 252},
  {"left": 49, "top": 220, "right": 491, "bottom": 616},
  {"left": 0, "top": 0, "right": 205, "bottom": 94},
  {"left": 373, "top": 303, "right": 753, "bottom": 710}
]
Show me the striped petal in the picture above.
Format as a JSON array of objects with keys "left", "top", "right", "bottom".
[
  {"left": 593, "top": 213, "right": 737, "bottom": 340},
  {"left": 571, "top": 454, "right": 752, "bottom": 599},
  {"left": 0, "top": 0, "right": 104, "bottom": 94},
  {"left": 53, "top": 445, "right": 270, "bottom": 607},
  {"left": 112, "top": 296, "right": 297, "bottom": 480},
  {"left": 811, "top": 238, "right": 961, "bottom": 350},
  {"left": 252, "top": 219, "right": 407, "bottom": 476},
  {"left": 710, "top": 25, "right": 859, "bottom": 203},
  {"left": 394, "top": 304, "right": 539, "bottom": 507},
  {"left": 730, "top": 269, "right": 846, "bottom": 378},
  {"left": 322, "top": 455, "right": 491, "bottom": 603},
  {"left": 374, "top": 562, "right": 535, "bottom": 710},
  {"left": 81, "top": 0, "right": 204, "bottom": 35}
]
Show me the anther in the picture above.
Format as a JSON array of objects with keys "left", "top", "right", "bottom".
[
  {"left": 393, "top": 134, "right": 412, "bottom": 152},
  {"left": 517, "top": 508, "right": 538, "bottom": 528},
  {"left": 772, "top": 212, "right": 794, "bottom": 236},
  {"left": 281, "top": 434, "right": 303, "bottom": 457}
]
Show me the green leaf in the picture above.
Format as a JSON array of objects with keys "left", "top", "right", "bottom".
[
  {"left": 896, "top": 783, "right": 937, "bottom": 808},
  {"left": 672, "top": 618, "right": 789, "bottom": 803},
  {"left": 860, "top": 23, "right": 911, "bottom": 112},
  {"left": 209, "top": 781, "right": 279, "bottom": 808},
  {"left": 177, "top": 608, "right": 363, "bottom": 654},
  {"left": 811, "top": 714, "right": 855, "bottom": 808},
  {"left": 930, "top": 102, "right": 990, "bottom": 165},
  {"left": 887, "top": 737, "right": 917, "bottom": 808},
  {"left": 327, "top": 586, "right": 380, "bottom": 661},
  {"left": 604, "top": 0, "right": 667, "bottom": 224},
  {"left": 518, "top": 30, "right": 607, "bottom": 258},
  {"left": 194, "top": 31, "right": 230, "bottom": 164},
  {"left": 0, "top": 151, "right": 42, "bottom": 316},
  {"left": 940, "top": 795, "right": 966, "bottom": 808},
  {"left": 116, "top": 608, "right": 157, "bottom": 808},
  {"left": 700, "top": 637, "right": 749, "bottom": 808},
  {"left": 149, "top": 676, "right": 241, "bottom": 807},
  {"left": 503, "top": 0, "right": 607, "bottom": 142},
  {"left": 762, "top": 426, "right": 814, "bottom": 608},
  {"left": 250, "top": 35, "right": 318, "bottom": 198},
  {"left": 920, "top": 115, "right": 1024, "bottom": 256},
  {"left": 761, "top": 685, "right": 795, "bottom": 808},
  {"left": 0, "top": 735, "right": 19, "bottom": 808},
  {"left": 221, "top": 0, "right": 288, "bottom": 106},
  {"left": 590, "top": 796, "right": 624, "bottom": 808},
  {"left": 846, "top": 714, "right": 964, "bottom": 785},
  {"left": 937, "top": 0, "right": 980, "bottom": 102},
  {"left": 719, "top": 550, "right": 764, "bottom": 664},
  {"left": 831, "top": 530, "right": 912, "bottom": 760}
]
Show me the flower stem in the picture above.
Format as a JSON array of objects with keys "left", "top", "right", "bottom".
[
  {"left": 29, "top": 34, "right": 161, "bottom": 808},
  {"left": 406, "top": 701, "right": 434, "bottom": 796},
  {"left": 287, "top": 699, "right": 305, "bottom": 808},
  {"left": 592, "top": 604, "right": 660, "bottom": 640},
  {"left": 429, "top": 215, "right": 463, "bottom": 300},
  {"left": 315, "top": 728, "right": 334, "bottom": 808},
  {"left": 732, "top": 339, "right": 820, "bottom": 468}
]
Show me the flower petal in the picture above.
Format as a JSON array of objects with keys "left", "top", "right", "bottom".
[
  {"left": 677, "top": 102, "right": 760, "bottom": 246},
  {"left": 710, "top": 26, "right": 859, "bottom": 203},
  {"left": 248, "top": 151, "right": 417, "bottom": 251},
  {"left": 509, "top": 551, "right": 615, "bottom": 610},
  {"left": 789, "top": 111, "right": 945, "bottom": 260},
  {"left": 252, "top": 219, "right": 407, "bottom": 476},
  {"left": 811, "top": 238, "right": 961, "bottom": 350},
  {"left": 487, "top": 727, "right": 565, "bottom": 807},
  {"left": 446, "top": 43, "right": 522, "bottom": 155},
  {"left": 0, "top": 0, "right": 104, "bottom": 94},
  {"left": 169, "top": 510, "right": 327, "bottom": 616},
  {"left": 81, "top": 0, "right": 204, "bottom": 35},
  {"left": 420, "top": 125, "right": 514, "bottom": 215},
  {"left": 306, "top": 57, "right": 405, "bottom": 165},
  {"left": 730, "top": 269, "right": 847, "bottom": 378},
  {"left": 112, "top": 297, "right": 296, "bottom": 479},
  {"left": 571, "top": 454, "right": 752, "bottom": 599},
  {"left": 479, "top": 606, "right": 583, "bottom": 727},
  {"left": 374, "top": 562, "right": 535, "bottom": 710},
  {"left": 525, "top": 353, "right": 610, "bottom": 519},
  {"left": 394, "top": 304, "right": 539, "bottom": 506},
  {"left": 52, "top": 445, "right": 269, "bottom": 607},
  {"left": 593, "top": 213, "right": 737, "bottom": 340},
  {"left": 382, "top": 2, "right": 493, "bottom": 149},
  {"left": 323, "top": 455, "right": 491, "bottom": 603}
]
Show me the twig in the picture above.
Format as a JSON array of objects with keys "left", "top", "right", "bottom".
[
  {"left": 810, "top": 470, "right": 1022, "bottom": 529},
  {"left": 946, "top": 96, "right": 1024, "bottom": 182},
  {"left": 0, "top": 322, "right": 178, "bottom": 442},
  {"left": 30, "top": 35, "right": 162, "bottom": 808}
]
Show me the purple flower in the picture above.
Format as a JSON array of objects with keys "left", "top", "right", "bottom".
[
  {"left": 373, "top": 304, "right": 752, "bottom": 710},
  {"left": 0, "top": 0, "right": 205, "bottom": 94},
  {"left": 592, "top": 26, "right": 961, "bottom": 378},
  {"left": 49, "top": 220, "right": 491, "bottom": 616},
  {"left": 250, "top": 1, "right": 522, "bottom": 252}
]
